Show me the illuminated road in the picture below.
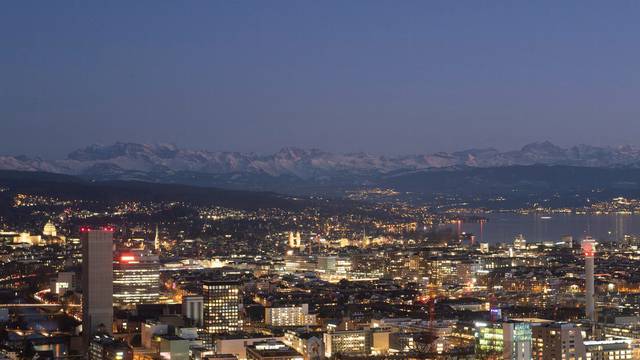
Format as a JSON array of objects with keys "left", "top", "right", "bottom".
[{"left": 0, "top": 303, "right": 80, "bottom": 308}]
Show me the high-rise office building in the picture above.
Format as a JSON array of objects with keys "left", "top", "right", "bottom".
[
  {"left": 582, "top": 237, "right": 597, "bottom": 326},
  {"left": 202, "top": 279, "right": 241, "bottom": 346},
  {"left": 81, "top": 228, "right": 114, "bottom": 349},
  {"left": 532, "top": 322, "right": 586, "bottom": 360},
  {"left": 113, "top": 249, "right": 160, "bottom": 306}
]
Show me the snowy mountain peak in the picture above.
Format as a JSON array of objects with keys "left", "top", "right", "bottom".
[
  {"left": 521, "top": 141, "right": 565, "bottom": 155},
  {"left": 3, "top": 141, "right": 640, "bottom": 181}
]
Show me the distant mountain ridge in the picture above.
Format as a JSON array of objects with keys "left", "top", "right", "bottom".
[
  {"left": 0, "top": 141, "right": 640, "bottom": 179},
  {"left": 0, "top": 141, "right": 640, "bottom": 195},
  {"left": 3, "top": 141, "right": 640, "bottom": 191}
]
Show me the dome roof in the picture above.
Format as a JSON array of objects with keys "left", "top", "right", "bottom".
[{"left": 43, "top": 221, "right": 57, "bottom": 236}]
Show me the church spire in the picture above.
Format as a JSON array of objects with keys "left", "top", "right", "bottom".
[{"left": 154, "top": 224, "right": 160, "bottom": 252}]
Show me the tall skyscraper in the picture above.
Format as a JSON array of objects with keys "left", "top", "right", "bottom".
[
  {"left": 113, "top": 249, "right": 160, "bottom": 306},
  {"left": 81, "top": 228, "right": 114, "bottom": 348},
  {"left": 202, "top": 279, "right": 241, "bottom": 346},
  {"left": 582, "top": 236, "right": 596, "bottom": 325}
]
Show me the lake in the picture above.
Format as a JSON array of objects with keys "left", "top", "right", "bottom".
[{"left": 440, "top": 213, "right": 640, "bottom": 244}]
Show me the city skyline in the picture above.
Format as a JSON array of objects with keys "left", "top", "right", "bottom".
[{"left": 4, "top": 2, "right": 640, "bottom": 359}]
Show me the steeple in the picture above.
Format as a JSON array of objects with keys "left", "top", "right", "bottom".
[
  {"left": 154, "top": 224, "right": 160, "bottom": 252},
  {"left": 362, "top": 228, "right": 370, "bottom": 246},
  {"left": 295, "top": 231, "right": 302, "bottom": 248}
]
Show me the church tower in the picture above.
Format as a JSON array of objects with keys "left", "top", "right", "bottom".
[
  {"left": 154, "top": 224, "right": 160, "bottom": 252},
  {"left": 288, "top": 231, "right": 296, "bottom": 248}
]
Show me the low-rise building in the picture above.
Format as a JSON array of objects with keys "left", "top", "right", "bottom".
[
  {"left": 584, "top": 339, "right": 633, "bottom": 360},
  {"left": 474, "top": 321, "right": 532, "bottom": 360},
  {"left": 245, "top": 341, "right": 303, "bottom": 360},
  {"left": 283, "top": 330, "right": 323, "bottom": 360},
  {"left": 323, "top": 329, "right": 371, "bottom": 358},
  {"left": 159, "top": 335, "right": 190, "bottom": 360},
  {"left": 214, "top": 335, "right": 283, "bottom": 360},
  {"left": 265, "top": 304, "right": 316, "bottom": 327},
  {"left": 88, "top": 335, "right": 133, "bottom": 360}
]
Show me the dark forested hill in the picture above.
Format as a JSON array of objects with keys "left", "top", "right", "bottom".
[
  {"left": 0, "top": 170, "right": 305, "bottom": 210},
  {"left": 381, "top": 165, "right": 640, "bottom": 196}
]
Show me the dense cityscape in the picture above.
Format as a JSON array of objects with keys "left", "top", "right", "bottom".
[
  {"left": 2, "top": 187, "right": 640, "bottom": 359},
  {"left": 5, "top": 1, "right": 640, "bottom": 359}
]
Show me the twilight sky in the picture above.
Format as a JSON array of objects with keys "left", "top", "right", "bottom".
[{"left": 2, "top": 1, "right": 640, "bottom": 157}]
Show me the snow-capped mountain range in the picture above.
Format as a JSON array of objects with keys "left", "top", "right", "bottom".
[{"left": 3, "top": 141, "right": 640, "bottom": 181}]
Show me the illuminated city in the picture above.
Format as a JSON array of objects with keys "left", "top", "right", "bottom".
[{"left": 3, "top": 2, "right": 640, "bottom": 359}]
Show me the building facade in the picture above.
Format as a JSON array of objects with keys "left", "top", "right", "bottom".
[
  {"left": 246, "top": 341, "right": 303, "bottom": 360},
  {"left": 82, "top": 229, "right": 114, "bottom": 349},
  {"left": 532, "top": 323, "right": 586, "bottom": 360},
  {"left": 88, "top": 335, "right": 133, "bottom": 360},
  {"left": 113, "top": 249, "right": 160, "bottom": 306},
  {"left": 323, "top": 330, "right": 371, "bottom": 358},
  {"left": 183, "top": 295, "right": 204, "bottom": 328},
  {"left": 203, "top": 279, "right": 241, "bottom": 346},
  {"left": 584, "top": 339, "right": 633, "bottom": 360},
  {"left": 475, "top": 321, "right": 532, "bottom": 360},
  {"left": 265, "top": 304, "right": 316, "bottom": 327}
]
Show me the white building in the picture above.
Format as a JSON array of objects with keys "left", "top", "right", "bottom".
[
  {"left": 324, "top": 329, "right": 371, "bottom": 358},
  {"left": 182, "top": 295, "right": 204, "bottom": 327},
  {"left": 214, "top": 336, "right": 282, "bottom": 360},
  {"left": 265, "top": 304, "right": 316, "bottom": 327},
  {"left": 141, "top": 321, "right": 169, "bottom": 350},
  {"left": 284, "top": 330, "right": 323, "bottom": 360},
  {"left": 51, "top": 272, "right": 75, "bottom": 296}
]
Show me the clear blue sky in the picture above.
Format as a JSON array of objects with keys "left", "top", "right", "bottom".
[{"left": 2, "top": 1, "right": 640, "bottom": 157}]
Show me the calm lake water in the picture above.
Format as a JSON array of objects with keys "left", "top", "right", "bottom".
[{"left": 440, "top": 213, "right": 640, "bottom": 244}]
